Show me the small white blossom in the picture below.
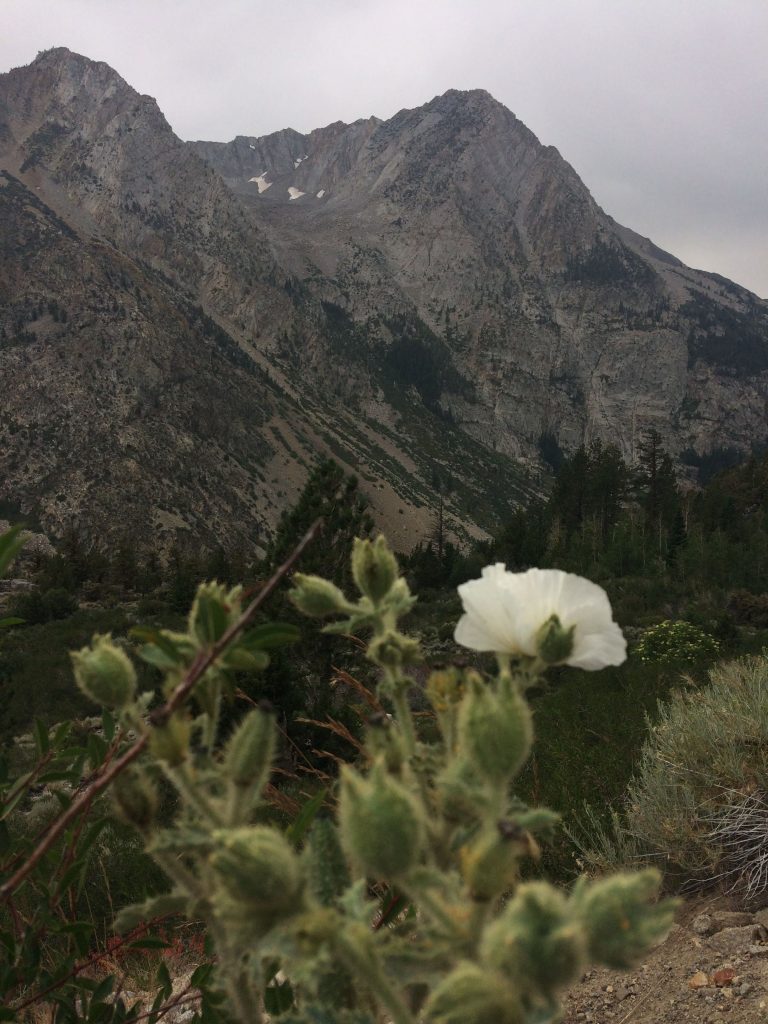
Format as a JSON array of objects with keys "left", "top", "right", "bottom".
[{"left": 454, "top": 564, "right": 626, "bottom": 670}]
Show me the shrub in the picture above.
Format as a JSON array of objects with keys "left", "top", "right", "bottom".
[
  {"left": 634, "top": 619, "right": 720, "bottom": 665},
  {"left": 11, "top": 585, "right": 78, "bottom": 624},
  {"left": 576, "top": 656, "right": 768, "bottom": 896},
  {"left": 0, "top": 529, "right": 676, "bottom": 1023}
]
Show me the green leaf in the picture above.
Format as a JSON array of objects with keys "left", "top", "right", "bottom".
[
  {"left": 156, "top": 960, "right": 172, "bottom": 999},
  {"left": 264, "top": 980, "right": 294, "bottom": 1015},
  {"left": 86, "top": 732, "right": 108, "bottom": 768},
  {"left": 195, "top": 594, "right": 228, "bottom": 645},
  {"left": 240, "top": 622, "right": 300, "bottom": 650},
  {"left": 139, "top": 643, "right": 182, "bottom": 670},
  {"left": 91, "top": 976, "right": 115, "bottom": 1003},
  {"left": 132, "top": 628, "right": 190, "bottom": 665},
  {"left": 34, "top": 718, "right": 50, "bottom": 755},
  {"left": 190, "top": 962, "right": 215, "bottom": 987},
  {"left": 0, "top": 773, "right": 34, "bottom": 819},
  {"left": 287, "top": 788, "right": 327, "bottom": 848},
  {"left": 102, "top": 709, "right": 116, "bottom": 743},
  {"left": 222, "top": 648, "right": 269, "bottom": 672},
  {"left": 0, "top": 525, "right": 24, "bottom": 578},
  {"left": 0, "top": 617, "right": 23, "bottom": 629}
]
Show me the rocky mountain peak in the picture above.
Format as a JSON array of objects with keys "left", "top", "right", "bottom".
[{"left": 2, "top": 49, "right": 768, "bottom": 557}]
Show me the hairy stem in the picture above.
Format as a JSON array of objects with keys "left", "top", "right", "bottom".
[{"left": 334, "top": 931, "right": 416, "bottom": 1024}]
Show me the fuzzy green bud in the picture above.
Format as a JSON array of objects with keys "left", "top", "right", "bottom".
[
  {"left": 290, "top": 573, "right": 350, "bottom": 617},
  {"left": 368, "top": 630, "right": 422, "bottom": 669},
  {"left": 572, "top": 869, "right": 677, "bottom": 969},
  {"left": 460, "top": 820, "right": 535, "bottom": 901},
  {"left": 339, "top": 762, "right": 424, "bottom": 879},
  {"left": 482, "top": 882, "right": 587, "bottom": 996},
  {"left": 351, "top": 535, "right": 398, "bottom": 604},
  {"left": 210, "top": 825, "right": 302, "bottom": 915},
  {"left": 536, "top": 614, "right": 575, "bottom": 664},
  {"left": 149, "top": 713, "right": 191, "bottom": 767},
  {"left": 457, "top": 677, "right": 533, "bottom": 785},
  {"left": 437, "top": 756, "right": 486, "bottom": 822},
  {"left": 112, "top": 768, "right": 159, "bottom": 831},
  {"left": 188, "top": 581, "right": 242, "bottom": 645},
  {"left": 425, "top": 962, "right": 522, "bottom": 1024},
  {"left": 365, "top": 712, "right": 405, "bottom": 773},
  {"left": 223, "top": 703, "right": 276, "bottom": 789},
  {"left": 71, "top": 634, "right": 137, "bottom": 709}
]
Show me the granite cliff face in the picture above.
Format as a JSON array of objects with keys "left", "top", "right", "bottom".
[
  {"left": 2, "top": 48, "right": 767, "bottom": 552},
  {"left": 191, "top": 88, "right": 768, "bottom": 469}
]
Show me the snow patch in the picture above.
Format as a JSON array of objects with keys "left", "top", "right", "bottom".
[
  {"left": 287, "top": 186, "right": 306, "bottom": 200},
  {"left": 249, "top": 173, "right": 272, "bottom": 193},
  {"left": 293, "top": 154, "right": 309, "bottom": 167},
  {"left": 249, "top": 144, "right": 256, "bottom": 150},
  {"left": 316, "top": 189, "right": 326, "bottom": 198}
]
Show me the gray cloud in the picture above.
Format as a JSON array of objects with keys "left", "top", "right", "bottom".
[{"left": 2, "top": 0, "right": 766, "bottom": 296}]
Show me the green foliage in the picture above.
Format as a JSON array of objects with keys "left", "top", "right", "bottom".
[
  {"left": 11, "top": 585, "right": 78, "bottom": 624},
  {"left": 576, "top": 656, "right": 768, "bottom": 895},
  {"left": 635, "top": 619, "right": 720, "bottom": 665},
  {"left": 0, "top": 607, "right": 152, "bottom": 743},
  {"left": 1, "top": 527, "right": 676, "bottom": 1024}
]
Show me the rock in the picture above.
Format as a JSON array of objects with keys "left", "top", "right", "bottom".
[
  {"left": 708, "top": 925, "right": 759, "bottom": 954},
  {"left": 710, "top": 911, "right": 755, "bottom": 931},
  {"left": 713, "top": 968, "right": 736, "bottom": 986},
  {"left": 738, "top": 982, "right": 752, "bottom": 996},
  {"left": 748, "top": 944, "right": 768, "bottom": 955},
  {"left": 689, "top": 971, "right": 710, "bottom": 989},
  {"left": 693, "top": 913, "right": 715, "bottom": 936}
]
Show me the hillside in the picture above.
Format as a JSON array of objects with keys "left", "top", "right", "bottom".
[{"left": 2, "top": 48, "right": 767, "bottom": 553}]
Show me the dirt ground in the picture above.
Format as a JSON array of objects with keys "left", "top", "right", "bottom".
[{"left": 563, "top": 894, "right": 768, "bottom": 1024}]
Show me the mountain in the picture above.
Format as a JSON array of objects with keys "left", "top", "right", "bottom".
[
  {"left": 190, "top": 89, "right": 768, "bottom": 469},
  {"left": 1, "top": 48, "right": 767, "bottom": 554}
]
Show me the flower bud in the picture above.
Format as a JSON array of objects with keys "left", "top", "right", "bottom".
[
  {"left": 149, "top": 713, "right": 191, "bottom": 766},
  {"left": 572, "top": 869, "right": 676, "bottom": 969},
  {"left": 424, "top": 962, "right": 522, "bottom": 1024},
  {"left": 188, "top": 581, "right": 242, "bottom": 644},
  {"left": 437, "top": 756, "right": 486, "bottom": 822},
  {"left": 482, "top": 882, "right": 586, "bottom": 997},
  {"left": 210, "top": 826, "right": 302, "bottom": 914},
  {"left": 457, "top": 677, "right": 533, "bottom": 785},
  {"left": 112, "top": 767, "right": 158, "bottom": 831},
  {"left": 365, "top": 713, "right": 405, "bottom": 774},
  {"left": 426, "top": 666, "right": 464, "bottom": 713},
  {"left": 223, "top": 704, "right": 276, "bottom": 789},
  {"left": 290, "top": 573, "right": 350, "bottom": 617},
  {"left": 460, "top": 820, "right": 534, "bottom": 901},
  {"left": 368, "top": 630, "right": 422, "bottom": 669},
  {"left": 536, "top": 614, "right": 575, "bottom": 665},
  {"left": 351, "top": 536, "right": 398, "bottom": 604},
  {"left": 72, "top": 634, "right": 137, "bottom": 709},
  {"left": 339, "top": 762, "right": 424, "bottom": 879}
]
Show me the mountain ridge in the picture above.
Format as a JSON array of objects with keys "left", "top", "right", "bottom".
[{"left": 1, "top": 48, "right": 767, "bottom": 553}]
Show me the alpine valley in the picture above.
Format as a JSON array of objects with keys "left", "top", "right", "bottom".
[{"left": 2, "top": 48, "right": 767, "bottom": 554}]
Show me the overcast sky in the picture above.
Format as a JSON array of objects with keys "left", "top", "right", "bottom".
[{"left": 3, "top": 0, "right": 767, "bottom": 297}]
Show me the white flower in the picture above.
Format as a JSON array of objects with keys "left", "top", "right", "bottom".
[{"left": 454, "top": 564, "right": 626, "bottom": 670}]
